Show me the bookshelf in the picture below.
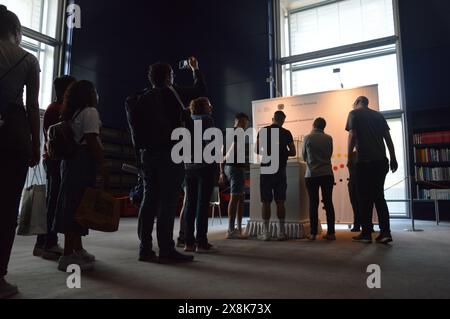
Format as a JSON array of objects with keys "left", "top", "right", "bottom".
[
  {"left": 99, "top": 126, "right": 138, "bottom": 196},
  {"left": 413, "top": 130, "right": 450, "bottom": 201}
]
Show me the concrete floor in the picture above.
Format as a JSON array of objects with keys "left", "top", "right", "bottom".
[{"left": 7, "top": 219, "right": 450, "bottom": 299}]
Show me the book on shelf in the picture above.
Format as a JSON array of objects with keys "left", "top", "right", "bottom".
[
  {"left": 414, "top": 148, "right": 450, "bottom": 163},
  {"left": 413, "top": 130, "right": 450, "bottom": 145},
  {"left": 418, "top": 189, "right": 450, "bottom": 200},
  {"left": 415, "top": 167, "right": 450, "bottom": 182}
]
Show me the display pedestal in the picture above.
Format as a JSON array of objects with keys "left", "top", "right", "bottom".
[{"left": 246, "top": 161, "right": 320, "bottom": 239}]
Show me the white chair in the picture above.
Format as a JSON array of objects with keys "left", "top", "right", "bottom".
[{"left": 210, "top": 187, "right": 223, "bottom": 226}]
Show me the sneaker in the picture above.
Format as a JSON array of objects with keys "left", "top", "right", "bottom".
[
  {"left": 277, "top": 233, "right": 289, "bottom": 241},
  {"left": 42, "top": 245, "right": 64, "bottom": 261},
  {"left": 184, "top": 244, "right": 196, "bottom": 253},
  {"left": 227, "top": 229, "right": 248, "bottom": 240},
  {"left": 323, "top": 234, "right": 337, "bottom": 241},
  {"left": 74, "top": 249, "right": 96, "bottom": 263},
  {"left": 352, "top": 234, "right": 373, "bottom": 244},
  {"left": 0, "top": 279, "right": 18, "bottom": 299},
  {"left": 196, "top": 243, "right": 218, "bottom": 254},
  {"left": 376, "top": 233, "right": 393, "bottom": 244},
  {"left": 58, "top": 255, "right": 94, "bottom": 272},
  {"left": 139, "top": 250, "right": 158, "bottom": 263},
  {"left": 308, "top": 234, "right": 317, "bottom": 241},
  {"left": 258, "top": 232, "right": 271, "bottom": 242},
  {"left": 158, "top": 250, "right": 194, "bottom": 264},
  {"left": 33, "top": 245, "right": 44, "bottom": 257}
]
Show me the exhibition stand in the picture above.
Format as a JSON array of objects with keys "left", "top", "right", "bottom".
[{"left": 246, "top": 161, "right": 313, "bottom": 239}]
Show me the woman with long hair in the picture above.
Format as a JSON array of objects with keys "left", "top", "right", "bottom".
[
  {"left": 0, "top": 5, "right": 41, "bottom": 299},
  {"left": 54, "top": 80, "right": 105, "bottom": 272}
]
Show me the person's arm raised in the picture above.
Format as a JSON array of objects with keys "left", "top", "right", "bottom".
[{"left": 175, "top": 57, "right": 207, "bottom": 104}]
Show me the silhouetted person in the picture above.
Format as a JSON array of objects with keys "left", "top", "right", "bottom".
[
  {"left": 0, "top": 5, "right": 41, "bottom": 299},
  {"left": 303, "top": 118, "right": 336, "bottom": 241},
  {"left": 220, "top": 113, "right": 250, "bottom": 240},
  {"left": 54, "top": 81, "right": 105, "bottom": 272},
  {"left": 126, "top": 57, "right": 206, "bottom": 263},
  {"left": 346, "top": 96, "right": 398, "bottom": 244},
  {"left": 256, "top": 111, "right": 296, "bottom": 241},
  {"left": 184, "top": 97, "right": 218, "bottom": 254},
  {"left": 34, "top": 75, "right": 76, "bottom": 260}
]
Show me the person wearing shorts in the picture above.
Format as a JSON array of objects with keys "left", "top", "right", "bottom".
[
  {"left": 256, "top": 111, "right": 296, "bottom": 241},
  {"left": 220, "top": 113, "right": 251, "bottom": 239}
]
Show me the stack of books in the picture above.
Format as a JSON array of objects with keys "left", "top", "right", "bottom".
[
  {"left": 415, "top": 148, "right": 450, "bottom": 163},
  {"left": 413, "top": 131, "right": 450, "bottom": 145},
  {"left": 415, "top": 167, "right": 450, "bottom": 182},
  {"left": 418, "top": 189, "right": 450, "bottom": 200}
]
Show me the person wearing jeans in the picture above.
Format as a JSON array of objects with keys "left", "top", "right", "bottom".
[
  {"left": 139, "top": 150, "right": 186, "bottom": 260},
  {"left": 346, "top": 96, "right": 398, "bottom": 244},
  {"left": 128, "top": 58, "right": 206, "bottom": 263},
  {"left": 302, "top": 118, "right": 336, "bottom": 241},
  {"left": 184, "top": 97, "right": 218, "bottom": 254},
  {"left": 355, "top": 159, "right": 391, "bottom": 239},
  {"left": 185, "top": 165, "right": 216, "bottom": 253}
]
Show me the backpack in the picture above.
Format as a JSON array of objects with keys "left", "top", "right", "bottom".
[
  {"left": 46, "top": 109, "right": 83, "bottom": 160},
  {"left": 125, "top": 87, "right": 191, "bottom": 152}
]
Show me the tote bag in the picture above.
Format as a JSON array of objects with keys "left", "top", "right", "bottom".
[
  {"left": 17, "top": 167, "right": 47, "bottom": 236},
  {"left": 75, "top": 188, "right": 121, "bottom": 233}
]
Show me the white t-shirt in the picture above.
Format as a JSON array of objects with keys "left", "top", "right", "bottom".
[
  {"left": 71, "top": 107, "right": 102, "bottom": 145},
  {"left": 0, "top": 40, "right": 41, "bottom": 106}
]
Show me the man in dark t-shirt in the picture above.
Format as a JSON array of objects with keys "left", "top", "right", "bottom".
[
  {"left": 346, "top": 96, "right": 398, "bottom": 244},
  {"left": 256, "top": 111, "right": 296, "bottom": 241}
]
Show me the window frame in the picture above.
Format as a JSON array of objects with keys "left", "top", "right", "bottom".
[
  {"left": 15, "top": 0, "right": 68, "bottom": 188},
  {"left": 19, "top": 0, "right": 67, "bottom": 110},
  {"left": 273, "top": 0, "right": 412, "bottom": 218}
]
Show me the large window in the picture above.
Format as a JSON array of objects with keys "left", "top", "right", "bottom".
[
  {"left": 1, "top": 0, "right": 65, "bottom": 187},
  {"left": 0, "top": 0, "right": 64, "bottom": 109},
  {"left": 283, "top": 0, "right": 395, "bottom": 57},
  {"left": 276, "top": 0, "right": 409, "bottom": 216}
]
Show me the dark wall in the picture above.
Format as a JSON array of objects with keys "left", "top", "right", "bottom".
[
  {"left": 399, "top": 0, "right": 450, "bottom": 220},
  {"left": 399, "top": 0, "right": 450, "bottom": 111},
  {"left": 71, "top": 0, "right": 168, "bottom": 128},
  {"left": 70, "top": 0, "right": 272, "bottom": 129}
]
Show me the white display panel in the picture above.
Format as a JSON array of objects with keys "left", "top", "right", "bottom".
[{"left": 252, "top": 85, "right": 380, "bottom": 224}]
